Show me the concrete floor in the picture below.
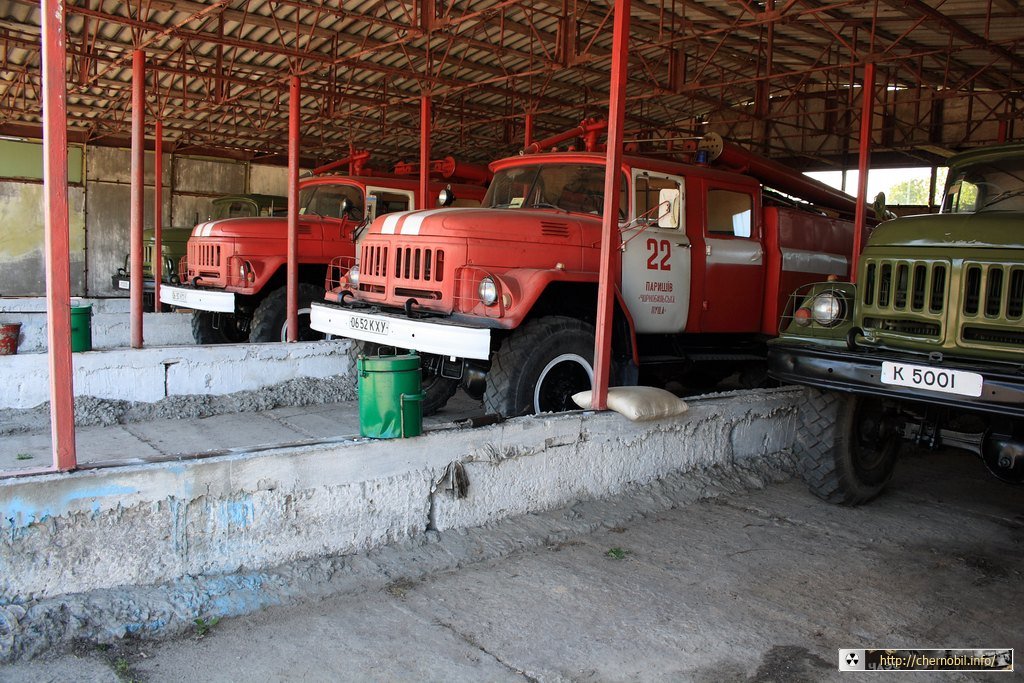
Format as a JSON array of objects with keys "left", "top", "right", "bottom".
[{"left": 3, "top": 447, "right": 1020, "bottom": 682}]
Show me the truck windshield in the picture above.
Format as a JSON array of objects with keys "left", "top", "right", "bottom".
[
  {"left": 299, "top": 184, "right": 365, "bottom": 219},
  {"left": 483, "top": 163, "right": 627, "bottom": 217},
  {"left": 942, "top": 157, "right": 1024, "bottom": 214}
]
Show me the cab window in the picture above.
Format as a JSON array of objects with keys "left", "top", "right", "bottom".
[
  {"left": 373, "top": 191, "right": 412, "bottom": 216},
  {"left": 635, "top": 174, "right": 683, "bottom": 228},
  {"left": 707, "top": 189, "right": 753, "bottom": 238}
]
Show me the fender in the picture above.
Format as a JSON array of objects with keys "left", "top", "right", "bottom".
[{"left": 489, "top": 268, "right": 598, "bottom": 327}]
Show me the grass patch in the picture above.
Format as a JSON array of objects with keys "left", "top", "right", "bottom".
[
  {"left": 605, "top": 547, "right": 631, "bottom": 560},
  {"left": 193, "top": 616, "right": 220, "bottom": 638}
]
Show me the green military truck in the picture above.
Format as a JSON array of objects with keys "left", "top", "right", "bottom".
[{"left": 768, "top": 143, "right": 1024, "bottom": 504}]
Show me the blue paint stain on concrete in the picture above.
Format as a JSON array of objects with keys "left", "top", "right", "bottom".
[
  {"left": 219, "top": 497, "right": 254, "bottom": 530},
  {"left": 4, "top": 484, "right": 137, "bottom": 531}
]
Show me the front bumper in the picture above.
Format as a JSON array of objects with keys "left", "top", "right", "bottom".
[
  {"left": 159, "top": 284, "right": 236, "bottom": 313},
  {"left": 768, "top": 342, "right": 1024, "bottom": 419},
  {"left": 310, "top": 301, "right": 491, "bottom": 360}
]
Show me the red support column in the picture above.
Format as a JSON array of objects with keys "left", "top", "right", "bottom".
[
  {"left": 153, "top": 119, "right": 163, "bottom": 312},
  {"left": 851, "top": 62, "right": 876, "bottom": 283},
  {"left": 592, "top": 0, "right": 631, "bottom": 411},
  {"left": 41, "top": 0, "right": 77, "bottom": 471},
  {"left": 129, "top": 49, "right": 145, "bottom": 347},
  {"left": 286, "top": 75, "right": 300, "bottom": 342},
  {"left": 420, "top": 94, "right": 432, "bottom": 210},
  {"left": 524, "top": 112, "right": 534, "bottom": 149}
]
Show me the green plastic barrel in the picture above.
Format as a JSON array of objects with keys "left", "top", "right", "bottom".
[
  {"left": 70, "top": 303, "right": 92, "bottom": 352},
  {"left": 357, "top": 352, "right": 424, "bottom": 438}
]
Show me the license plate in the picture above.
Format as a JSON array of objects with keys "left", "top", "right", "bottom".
[
  {"left": 118, "top": 279, "right": 129, "bottom": 289},
  {"left": 880, "top": 361, "right": 983, "bottom": 397},
  {"left": 349, "top": 314, "right": 390, "bottom": 336}
]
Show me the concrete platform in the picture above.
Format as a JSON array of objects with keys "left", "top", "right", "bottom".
[
  {"left": 0, "top": 386, "right": 803, "bottom": 663},
  {"left": 0, "top": 297, "right": 194, "bottom": 353},
  {"left": 0, "top": 392, "right": 485, "bottom": 471},
  {"left": 3, "top": 448, "right": 1018, "bottom": 680}
]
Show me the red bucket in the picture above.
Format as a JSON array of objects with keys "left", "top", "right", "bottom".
[{"left": 0, "top": 322, "right": 22, "bottom": 355}]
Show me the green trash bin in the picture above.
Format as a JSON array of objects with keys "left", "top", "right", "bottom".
[
  {"left": 357, "top": 352, "right": 424, "bottom": 438},
  {"left": 70, "top": 302, "right": 93, "bottom": 352}
]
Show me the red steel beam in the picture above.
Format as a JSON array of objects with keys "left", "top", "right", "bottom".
[
  {"left": 153, "top": 118, "right": 163, "bottom": 312},
  {"left": 851, "top": 61, "right": 876, "bottom": 283},
  {"left": 592, "top": 0, "right": 632, "bottom": 412},
  {"left": 420, "top": 94, "right": 432, "bottom": 210},
  {"left": 41, "top": 0, "right": 77, "bottom": 472},
  {"left": 286, "top": 75, "right": 300, "bottom": 342},
  {"left": 130, "top": 50, "right": 145, "bottom": 348}
]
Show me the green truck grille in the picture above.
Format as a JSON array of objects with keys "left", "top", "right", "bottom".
[
  {"left": 959, "top": 262, "right": 1024, "bottom": 349},
  {"left": 860, "top": 256, "right": 1024, "bottom": 355},
  {"left": 861, "top": 258, "right": 949, "bottom": 340}
]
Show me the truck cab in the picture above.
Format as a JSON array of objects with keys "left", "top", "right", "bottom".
[
  {"left": 312, "top": 132, "right": 857, "bottom": 416},
  {"left": 160, "top": 174, "right": 485, "bottom": 344},
  {"left": 768, "top": 143, "right": 1024, "bottom": 503},
  {"left": 113, "top": 193, "right": 284, "bottom": 311}
]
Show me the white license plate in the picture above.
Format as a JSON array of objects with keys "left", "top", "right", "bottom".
[
  {"left": 349, "top": 314, "right": 390, "bottom": 336},
  {"left": 118, "top": 279, "right": 129, "bottom": 290},
  {"left": 880, "top": 361, "right": 983, "bottom": 397},
  {"left": 170, "top": 289, "right": 190, "bottom": 303}
]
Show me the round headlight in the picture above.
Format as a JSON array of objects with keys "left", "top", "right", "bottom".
[
  {"left": 810, "top": 291, "right": 846, "bottom": 327},
  {"left": 479, "top": 277, "right": 498, "bottom": 306},
  {"left": 438, "top": 185, "right": 455, "bottom": 207},
  {"left": 347, "top": 265, "right": 360, "bottom": 286}
]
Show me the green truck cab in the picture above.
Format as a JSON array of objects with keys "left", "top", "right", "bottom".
[
  {"left": 768, "top": 143, "right": 1024, "bottom": 504},
  {"left": 113, "top": 194, "right": 285, "bottom": 307}
]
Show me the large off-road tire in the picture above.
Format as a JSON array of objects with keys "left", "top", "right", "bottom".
[
  {"left": 358, "top": 342, "right": 459, "bottom": 417},
  {"left": 795, "top": 387, "right": 901, "bottom": 505},
  {"left": 191, "top": 311, "right": 249, "bottom": 344},
  {"left": 249, "top": 283, "right": 325, "bottom": 343},
  {"left": 484, "top": 316, "right": 595, "bottom": 417}
]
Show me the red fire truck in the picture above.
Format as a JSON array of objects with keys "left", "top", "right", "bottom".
[
  {"left": 310, "top": 127, "right": 860, "bottom": 415},
  {"left": 159, "top": 154, "right": 488, "bottom": 343}
]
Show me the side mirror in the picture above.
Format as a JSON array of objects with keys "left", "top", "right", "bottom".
[
  {"left": 657, "top": 188, "right": 681, "bottom": 228},
  {"left": 873, "top": 192, "right": 896, "bottom": 221},
  {"left": 438, "top": 185, "right": 455, "bottom": 207},
  {"left": 339, "top": 197, "right": 352, "bottom": 216}
]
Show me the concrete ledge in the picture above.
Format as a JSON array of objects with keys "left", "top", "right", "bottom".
[
  {"left": 0, "top": 388, "right": 801, "bottom": 603},
  {"left": 0, "top": 297, "right": 193, "bottom": 353},
  {"left": 0, "top": 339, "right": 355, "bottom": 409}
]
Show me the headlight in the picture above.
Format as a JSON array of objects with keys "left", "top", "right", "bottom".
[
  {"left": 348, "top": 265, "right": 360, "bottom": 286},
  {"left": 478, "top": 277, "right": 498, "bottom": 306},
  {"left": 238, "top": 260, "right": 255, "bottom": 284},
  {"left": 165, "top": 257, "right": 175, "bottom": 275},
  {"left": 810, "top": 291, "right": 846, "bottom": 327}
]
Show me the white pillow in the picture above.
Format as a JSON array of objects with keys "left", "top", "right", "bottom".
[{"left": 572, "top": 386, "right": 688, "bottom": 422}]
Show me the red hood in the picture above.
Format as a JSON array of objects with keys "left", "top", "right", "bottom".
[
  {"left": 193, "top": 215, "right": 337, "bottom": 239},
  {"left": 371, "top": 207, "right": 597, "bottom": 240}
]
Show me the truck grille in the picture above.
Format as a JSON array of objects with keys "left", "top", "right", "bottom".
[
  {"left": 394, "top": 246, "right": 445, "bottom": 283},
  {"left": 358, "top": 242, "right": 447, "bottom": 301},
  {"left": 191, "top": 243, "right": 222, "bottom": 269},
  {"left": 962, "top": 264, "right": 1024, "bottom": 318},
  {"left": 860, "top": 258, "right": 947, "bottom": 339},
  {"left": 959, "top": 263, "right": 1024, "bottom": 348}
]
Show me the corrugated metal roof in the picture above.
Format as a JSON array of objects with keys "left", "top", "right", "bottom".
[{"left": 1, "top": 0, "right": 1021, "bottom": 168}]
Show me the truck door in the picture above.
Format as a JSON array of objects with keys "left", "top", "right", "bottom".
[
  {"left": 622, "top": 171, "right": 691, "bottom": 333},
  {"left": 700, "top": 185, "right": 764, "bottom": 332}
]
